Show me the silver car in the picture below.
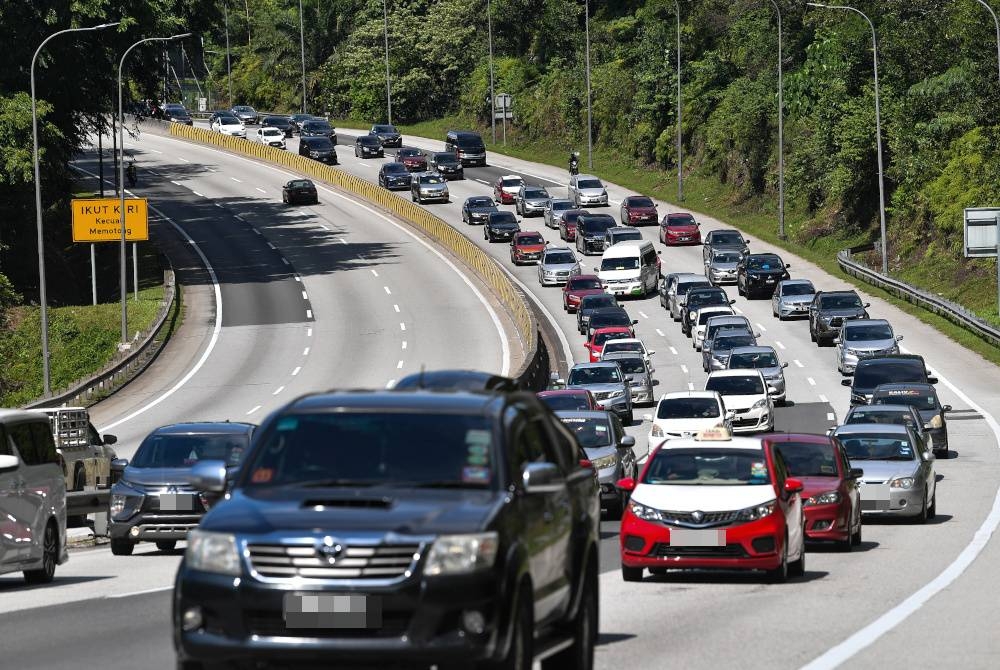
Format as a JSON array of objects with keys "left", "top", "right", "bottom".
[
  {"left": 555, "top": 410, "right": 637, "bottom": 518},
  {"left": 410, "top": 172, "right": 449, "bottom": 204},
  {"left": 537, "top": 246, "right": 582, "bottom": 286},
  {"left": 771, "top": 278, "right": 816, "bottom": 320},
  {"left": 544, "top": 198, "right": 575, "bottom": 229},
  {"left": 702, "top": 330, "right": 757, "bottom": 373},
  {"left": 705, "top": 249, "right": 742, "bottom": 285},
  {"left": 727, "top": 345, "right": 788, "bottom": 405},
  {"left": 602, "top": 353, "right": 654, "bottom": 405},
  {"left": 843, "top": 403, "right": 927, "bottom": 444},
  {"left": 832, "top": 423, "right": 937, "bottom": 522},
  {"left": 561, "top": 361, "right": 632, "bottom": 423},
  {"left": 515, "top": 185, "right": 551, "bottom": 217},
  {"left": 604, "top": 226, "right": 642, "bottom": 247},
  {"left": 568, "top": 174, "right": 609, "bottom": 207},
  {"left": 835, "top": 319, "right": 902, "bottom": 375},
  {"left": 660, "top": 272, "right": 711, "bottom": 320}
]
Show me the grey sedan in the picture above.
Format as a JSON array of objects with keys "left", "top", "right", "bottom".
[
  {"left": 544, "top": 198, "right": 575, "bottom": 229},
  {"left": 516, "top": 185, "right": 551, "bottom": 217},
  {"left": 560, "top": 361, "right": 632, "bottom": 424},
  {"left": 537, "top": 246, "right": 582, "bottom": 286},
  {"left": 556, "top": 410, "right": 637, "bottom": 518},
  {"left": 601, "top": 353, "right": 654, "bottom": 405},
  {"left": 410, "top": 172, "right": 449, "bottom": 204},
  {"left": 705, "top": 249, "right": 742, "bottom": 285},
  {"left": 568, "top": 174, "right": 609, "bottom": 207},
  {"left": 660, "top": 273, "right": 711, "bottom": 320},
  {"left": 835, "top": 319, "right": 902, "bottom": 375},
  {"left": 771, "top": 278, "right": 816, "bottom": 320},
  {"left": 727, "top": 346, "right": 788, "bottom": 405},
  {"left": 832, "top": 423, "right": 937, "bottom": 522}
]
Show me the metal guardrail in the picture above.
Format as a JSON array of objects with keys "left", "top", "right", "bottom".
[
  {"left": 168, "top": 123, "right": 544, "bottom": 384},
  {"left": 837, "top": 249, "right": 1000, "bottom": 348}
]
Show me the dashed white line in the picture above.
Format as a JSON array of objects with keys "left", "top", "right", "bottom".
[
  {"left": 756, "top": 322, "right": 767, "bottom": 332},
  {"left": 178, "top": 156, "right": 190, "bottom": 163},
  {"left": 282, "top": 258, "right": 290, "bottom": 265},
  {"left": 669, "top": 346, "right": 678, "bottom": 355},
  {"left": 687, "top": 382, "right": 695, "bottom": 390},
  {"left": 818, "top": 394, "right": 829, "bottom": 403},
  {"left": 680, "top": 365, "right": 689, "bottom": 374},
  {"left": 733, "top": 306, "right": 744, "bottom": 314},
  {"left": 656, "top": 329, "right": 666, "bottom": 337},
  {"left": 273, "top": 386, "right": 285, "bottom": 396},
  {"left": 826, "top": 412, "right": 836, "bottom": 421},
  {"left": 775, "top": 341, "right": 786, "bottom": 350},
  {"left": 386, "top": 379, "right": 396, "bottom": 389},
  {"left": 170, "top": 180, "right": 182, "bottom": 186},
  {"left": 107, "top": 586, "right": 172, "bottom": 599},
  {"left": 148, "top": 170, "right": 161, "bottom": 176},
  {"left": 793, "top": 359, "right": 804, "bottom": 368},
  {"left": 291, "top": 366, "right": 301, "bottom": 376},
  {"left": 246, "top": 405, "right": 261, "bottom": 415},
  {"left": 306, "top": 309, "right": 313, "bottom": 319},
  {"left": 384, "top": 286, "right": 392, "bottom": 295},
  {"left": 394, "top": 304, "right": 400, "bottom": 313},
  {"left": 149, "top": 149, "right": 163, "bottom": 155},
  {"left": 638, "top": 310, "right": 649, "bottom": 319},
  {"left": 266, "top": 242, "right": 276, "bottom": 249},
  {"left": 397, "top": 360, "right": 404, "bottom": 369},
  {"left": 401, "top": 341, "right": 407, "bottom": 349},
  {"left": 371, "top": 269, "right": 379, "bottom": 277},
  {"left": 303, "top": 347, "right": 310, "bottom": 356},
  {"left": 294, "top": 275, "right": 301, "bottom": 282},
  {"left": 301, "top": 290, "right": 308, "bottom": 300},
  {"left": 475, "top": 178, "right": 490, "bottom": 184},
  {"left": 231, "top": 177, "right": 243, "bottom": 183},
  {"left": 400, "top": 322, "right": 406, "bottom": 331},
  {"left": 306, "top": 328, "right": 313, "bottom": 337},
  {"left": 807, "top": 377, "right": 816, "bottom": 386},
  {"left": 255, "top": 187, "right": 266, "bottom": 193}
]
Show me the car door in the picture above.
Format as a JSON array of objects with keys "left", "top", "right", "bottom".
[
  {"left": 0, "top": 424, "right": 28, "bottom": 568},
  {"left": 5, "top": 422, "right": 43, "bottom": 563},
  {"left": 767, "top": 445, "right": 804, "bottom": 560},
  {"left": 835, "top": 437, "right": 861, "bottom": 532}
]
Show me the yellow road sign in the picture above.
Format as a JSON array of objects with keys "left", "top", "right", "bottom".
[{"left": 71, "top": 198, "right": 149, "bottom": 242}]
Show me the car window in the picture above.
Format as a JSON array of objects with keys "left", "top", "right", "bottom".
[
  {"left": 775, "top": 441, "right": 839, "bottom": 477},
  {"left": 666, "top": 215, "right": 696, "bottom": 227},
  {"left": 545, "top": 251, "right": 575, "bottom": 264},
  {"left": 577, "top": 179, "right": 602, "bottom": 189},
  {"left": 747, "top": 256, "right": 783, "bottom": 270},
  {"left": 507, "top": 409, "right": 547, "bottom": 472},
  {"left": 30, "top": 422, "right": 59, "bottom": 465},
  {"left": 601, "top": 257, "right": 640, "bottom": 271},
  {"left": 706, "top": 375, "right": 764, "bottom": 395},
  {"left": 728, "top": 350, "right": 779, "bottom": 369},
  {"left": 872, "top": 390, "right": 938, "bottom": 411},
  {"left": 845, "top": 324, "right": 893, "bottom": 341},
  {"left": 518, "top": 234, "right": 544, "bottom": 245},
  {"left": 559, "top": 416, "right": 614, "bottom": 449},
  {"left": 853, "top": 361, "right": 926, "bottom": 387},
  {"left": 568, "top": 366, "right": 622, "bottom": 384},
  {"left": 568, "top": 277, "right": 601, "bottom": 290},
  {"left": 643, "top": 448, "right": 770, "bottom": 486},
  {"left": 839, "top": 435, "right": 916, "bottom": 461},
  {"left": 657, "top": 397, "right": 721, "bottom": 419},
  {"left": 7, "top": 423, "right": 39, "bottom": 465},
  {"left": 628, "top": 197, "right": 654, "bottom": 208},
  {"left": 0, "top": 426, "right": 9, "bottom": 456},
  {"left": 132, "top": 433, "right": 250, "bottom": 469},
  {"left": 712, "top": 232, "right": 744, "bottom": 245},
  {"left": 613, "top": 357, "right": 646, "bottom": 374},
  {"left": 713, "top": 251, "right": 742, "bottom": 263}
]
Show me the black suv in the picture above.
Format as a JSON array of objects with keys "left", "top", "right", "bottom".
[
  {"left": 108, "top": 422, "right": 254, "bottom": 556},
  {"left": 842, "top": 354, "right": 937, "bottom": 406},
  {"left": 429, "top": 151, "right": 465, "bottom": 179},
  {"left": 173, "top": 389, "right": 600, "bottom": 669},
  {"left": 736, "top": 253, "right": 790, "bottom": 299},
  {"left": 871, "top": 382, "right": 951, "bottom": 457},
  {"left": 681, "top": 286, "right": 734, "bottom": 336},
  {"left": 445, "top": 130, "right": 487, "bottom": 166},
  {"left": 299, "top": 136, "right": 338, "bottom": 164},
  {"left": 575, "top": 214, "right": 618, "bottom": 255},
  {"left": 809, "top": 290, "right": 870, "bottom": 345}
]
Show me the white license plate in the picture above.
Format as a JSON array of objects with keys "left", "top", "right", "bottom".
[
  {"left": 860, "top": 483, "right": 890, "bottom": 502},
  {"left": 160, "top": 493, "right": 194, "bottom": 511},
  {"left": 765, "top": 278, "right": 776, "bottom": 283},
  {"left": 283, "top": 593, "right": 382, "bottom": 629},
  {"left": 669, "top": 529, "right": 725, "bottom": 547}
]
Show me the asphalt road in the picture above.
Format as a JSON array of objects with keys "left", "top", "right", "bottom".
[{"left": 3, "top": 124, "right": 999, "bottom": 669}]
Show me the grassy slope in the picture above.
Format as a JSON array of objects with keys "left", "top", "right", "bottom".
[{"left": 332, "top": 115, "right": 1000, "bottom": 365}]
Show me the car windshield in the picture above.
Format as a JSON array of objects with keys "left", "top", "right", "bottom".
[
  {"left": 677, "top": 281, "right": 711, "bottom": 296},
  {"left": 384, "top": 162, "right": 407, "bottom": 173},
  {"left": 782, "top": 283, "right": 814, "bottom": 296},
  {"left": 846, "top": 408, "right": 916, "bottom": 428},
  {"left": 434, "top": 153, "right": 458, "bottom": 162},
  {"left": 374, "top": 125, "right": 397, "bottom": 133},
  {"left": 399, "top": 149, "right": 422, "bottom": 157},
  {"left": 601, "top": 257, "right": 640, "bottom": 271},
  {"left": 713, "top": 251, "right": 742, "bottom": 263},
  {"left": 568, "top": 277, "right": 601, "bottom": 290},
  {"left": 360, "top": 137, "right": 380, "bottom": 145},
  {"left": 706, "top": 375, "right": 764, "bottom": 395},
  {"left": 546, "top": 252, "right": 576, "bottom": 265},
  {"left": 265, "top": 118, "right": 289, "bottom": 126},
  {"left": 839, "top": 435, "right": 917, "bottom": 461},
  {"left": 233, "top": 106, "right": 252, "bottom": 112},
  {"left": 581, "top": 217, "right": 617, "bottom": 233},
  {"left": 688, "top": 291, "right": 728, "bottom": 307},
  {"left": 612, "top": 357, "right": 646, "bottom": 374},
  {"left": 558, "top": 417, "right": 613, "bottom": 449},
  {"left": 610, "top": 231, "right": 642, "bottom": 242},
  {"left": 218, "top": 116, "right": 240, "bottom": 124},
  {"left": 288, "top": 180, "right": 313, "bottom": 189},
  {"left": 603, "top": 341, "right": 642, "bottom": 355},
  {"left": 518, "top": 234, "right": 544, "bottom": 245},
  {"left": 873, "top": 390, "right": 938, "bottom": 411},
  {"left": 263, "top": 129, "right": 281, "bottom": 136},
  {"left": 132, "top": 433, "right": 248, "bottom": 469},
  {"left": 490, "top": 213, "right": 518, "bottom": 225},
  {"left": 777, "top": 441, "right": 839, "bottom": 477},
  {"left": 568, "top": 366, "right": 622, "bottom": 385},
  {"left": 577, "top": 179, "right": 602, "bottom": 189},
  {"left": 306, "top": 138, "right": 333, "bottom": 149},
  {"left": 713, "top": 232, "right": 744, "bottom": 245},
  {"left": 523, "top": 188, "right": 548, "bottom": 198},
  {"left": 420, "top": 176, "right": 444, "bottom": 184},
  {"left": 820, "top": 294, "right": 863, "bottom": 309},
  {"left": 306, "top": 122, "right": 332, "bottom": 131},
  {"left": 667, "top": 215, "right": 696, "bottom": 227},
  {"left": 540, "top": 394, "right": 591, "bottom": 411},
  {"left": 728, "top": 351, "right": 779, "bottom": 369},
  {"left": 243, "top": 412, "right": 495, "bottom": 489},
  {"left": 628, "top": 197, "right": 654, "bottom": 208},
  {"left": 551, "top": 201, "right": 572, "bottom": 212},
  {"left": 502, "top": 178, "right": 524, "bottom": 187},
  {"left": 656, "top": 398, "right": 721, "bottom": 419},
  {"left": 468, "top": 197, "right": 494, "bottom": 207},
  {"left": 593, "top": 330, "right": 627, "bottom": 346},
  {"left": 643, "top": 448, "right": 770, "bottom": 486},
  {"left": 845, "top": 324, "right": 893, "bottom": 341},
  {"left": 854, "top": 361, "right": 926, "bottom": 388},
  {"left": 714, "top": 334, "right": 756, "bottom": 350},
  {"left": 582, "top": 295, "right": 617, "bottom": 310},
  {"left": 747, "top": 256, "right": 783, "bottom": 270}
]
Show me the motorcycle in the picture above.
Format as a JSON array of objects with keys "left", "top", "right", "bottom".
[
  {"left": 569, "top": 151, "right": 580, "bottom": 176},
  {"left": 126, "top": 161, "right": 137, "bottom": 188}
]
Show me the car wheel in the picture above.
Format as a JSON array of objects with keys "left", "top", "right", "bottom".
[
  {"left": 481, "top": 587, "right": 533, "bottom": 670},
  {"left": 928, "top": 491, "right": 937, "bottom": 519},
  {"left": 935, "top": 447, "right": 948, "bottom": 460},
  {"left": 23, "top": 522, "right": 58, "bottom": 584},
  {"left": 621, "top": 564, "right": 643, "bottom": 582},
  {"left": 156, "top": 540, "right": 177, "bottom": 552},
  {"left": 851, "top": 520, "right": 863, "bottom": 547},
  {"left": 915, "top": 490, "right": 929, "bottom": 524},
  {"left": 788, "top": 534, "right": 806, "bottom": 577},
  {"left": 110, "top": 536, "right": 135, "bottom": 556},
  {"left": 809, "top": 327, "right": 816, "bottom": 343},
  {"left": 737, "top": 280, "right": 744, "bottom": 296},
  {"left": 542, "top": 562, "right": 597, "bottom": 670},
  {"left": 766, "top": 538, "right": 789, "bottom": 583}
]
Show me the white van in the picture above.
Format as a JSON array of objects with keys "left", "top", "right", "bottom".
[
  {"left": 596, "top": 240, "right": 659, "bottom": 297},
  {"left": 0, "top": 409, "right": 68, "bottom": 583}
]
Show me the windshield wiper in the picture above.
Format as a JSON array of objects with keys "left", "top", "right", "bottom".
[{"left": 295, "top": 479, "right": 379, "bottom": 488}]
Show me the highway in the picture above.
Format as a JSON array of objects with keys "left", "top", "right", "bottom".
[{"left": 3, "top": 124, "right": 1000, "bottom": 669}]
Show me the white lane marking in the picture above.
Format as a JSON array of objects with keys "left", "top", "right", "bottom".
[
  {"left": 252, "top": 229, "right": 262, "bottom": 235},
  {"left": 302, "top": 347, "right": 310, "bottom": 357},
  {"left": 656, "top": 328, "right": 665, "bottom": 337},
  {"left": 807, "top": 377, "right": 816, "bottom": 386},
  {"left": 687, "top": 382, "right": 694, "bottom": 390},
  {"left": 339, "top": 238, "right": 348, "bottom": 245},
  {"left": 294, "top": 275, "right": 301, "bottom": 282},
  {"left": 170, "top": 180, "right": 182, "bottom": 186},
  {"left": 400, "top": 322, "right": 406, "bottom": 331},
  {"left": 638, "top": 310, "right": 649, "bottom": 319},
  {"left": 733, "top": 306, "right": 744, "bottom": 314},
  {"left": 802, "top": 359, "right": 1000, "bottom": 670},
  {"left": 301, "top": 291, "right": 308, "bottom": 300},
  {"left": 307, "top": 328, "right": 313, "bottom": 337},
  {"left": 394, "top": 304, "right": 400, "bottom": 313},
  {"left": 386, "top": 379, "right": 396, "bottom": 389},
  {"left": 826, "top": 412, "right": 835, "bottom": 421},
  {"left": 306, "top": 309, "right": 313, "bottom": 319},
  {"left": 371, "top": 269, "right": 379, "bottom": 277},
  {"left": 148, "top": 170, "right": 161, "bottom": 176},
  {"left": 231, "top": 177, "right": 242, "bottom": 183},
  {"left": 775, "top": 340, "right": 786, "bottom": 350},
  {"left": 475, "top": 178, "right": 490, "bottom": 184},
  {"left": 106, "top": 586, "right": 172, "bottom": 599},
  {"left": 246, "top": 405, "right": 261, "bottom": 415},
  {"left": 794, "top": 359, "right": 804, "bottom": 368},
  {"left": 213, "top": 203, "right": 223, "bottom": 208},
  {"left": 273, "top": 386, "right": 285, "bottom": 396},
  {"left": 756, "top": 322, "right": 767, "bottom": 332},
  {"left": 669, "top": 347, "right": 678, "bottom": 355},
  {"left": 397, "top": 360, "right": 404, "bottom": 369},
  {"left": 149, "top": 149, "right": 163, "bottom": 155},
  {"left": 234, "top": 214, "right": 245, "bottom": 221},
  {"left": 266, "top": 242, "right": 276, "bottom": 249},
  {"left": 401, "top": 341, "right": 407, "bottom": 349},
  {"left": 819, "top": 394, "right": 829, "bottom": 403},
  {"left": 384, "top": 286, "right": 392, "bottom": 295},
  {"left": 680, "top": 365, "right": 688, "bottom": 374},
  {"left": 292, "top": 366, "right": 301, "bottom": 376},
  {"left": 178, "top": 156, "right": 190, "bottom": 163},
  {"left": 255, "top": 187, "right": 266, "bottom": 193}
]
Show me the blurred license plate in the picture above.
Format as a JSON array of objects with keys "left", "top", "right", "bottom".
[
  {"left": 766, "top": 278, "right": 776, "bottom": 283},
  {"left": 283, "top": 593, "right": 382, "bottom": 629},
  {"left": 160, "top": 493, "right": 193, "bottom": 511},
  {"left": 669, "top": 529, "right": 725, "bottom": 547},
  {"left": 860, "top": 483, "right": 890, "bottom": 510}
]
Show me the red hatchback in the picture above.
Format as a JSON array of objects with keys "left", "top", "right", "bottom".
[
  {"left": 562, "top": 275, "right": 605, "bottom": 312},
  {"left": 620, "top": 195, "right": 658, "bottom": 226},
  {"left": 509, "top": 231, "right": 546, "bottom": 265},
  {"left": 762, "top": 433, "right": 863, "bottom": 550},
  {"left": 536, "top": 389, "right": 599, "bottom": 411},
  {"left": 585, "top": 326, "right": 633, "bottom": 362},
  {"left": 559, "top": 209, "right": 589, "bottom": 242},
  {"left": 660, "top": 212, "right": 702, "bottom": 246},
  {"left": 494, "top": 175, "right": 525, "bottom": 205},
  {"left": 395, "top": 147, "right": 427, "bottom": 172}
]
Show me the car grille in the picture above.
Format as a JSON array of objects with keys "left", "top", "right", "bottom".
[
  {"left": 592, "top": 391, "right": 616, "bottom": 401},
  {"left": 268, "top": 141, "right": 284, "bottom": 147},
  {"left": 659, "top": 509, "right": 743, "bottom": 528},
  {"left": 829, "top": 317, "right": 844, "bottom": 327},
  {"left": 652, "top": 543, "right": 748, "bottom": 558},
  {"left": 732, "top": 417, "right": 760, "bottom": 428},
  {"left": 604, "top": 278, "right": 633, "bottom": 285},
  {"left": 247, "top": 542, "right": 422, "bottom": 580},
  {"left": 245, "top": 609, "right": 410, "bottom": 638}
]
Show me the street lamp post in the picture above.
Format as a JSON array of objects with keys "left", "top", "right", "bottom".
[
  {"left": 585, "top": 0, "right": 593, "bottom": 170},
  {"left": 769, "top": 0, "right": 785, "bottom": 239},
  {"left": 298, "top": 0, "right": 307, "bottom": 113},
  {"left": 119, "top": 32, "right": 191, "bottom": 346},
  {"left": 30, "top": 21, "right": 120, "bottom": 397},
  {"left": 488, "top": 0, "right": 496, "bottom": 144},
  {"left": 674, "top": 0, "right": 683, "bottom": 202},
  {"left": 807, "top": 2, "right": 888, "bottom": 274},
  {"left": 973, "top": 0, "right": 1000, "bottom": 316},
  {"left": 224, "top": 3, "right": 233, "bottom": 105},
  {"left": 244, "top": 0, "right": 251, "bottom": 47},
  {"left": 383, "top": 0, "right": 392, "bottom": 124}
]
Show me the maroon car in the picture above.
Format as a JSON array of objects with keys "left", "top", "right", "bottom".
[
  {"left": 562, "top": 274, "right": 605, "bottom": 313},
  {"left": 762, "top": 433, "right": 863, "bottom": 551},
  {"left": 395, "top": 147, "right": 427, "bottom": 172},
  {"left": 620, "top": 195, "right": 658, "bottom": 226},
  {"left": 559, "top": 209, "right": 590, "bottom": 242},
  {"left": 659, "top": 211, "right": 702, "bottom": 246},
  {"left": 536, "top": 389, "right": 599, "bottom": 412}
]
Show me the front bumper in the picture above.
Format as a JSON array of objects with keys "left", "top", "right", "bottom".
[
  {"left": 110, "top": 507, "right": 203, "bottom": 542},
  {"left": 378, "top": 136, "right": 403, "bottom": 147},
  {"left": 384, "top": 177, "right": 410, "bottom": 190},
  {"left": 627, "top": 214, "right": 658, "bottom": 226},
  {"left": 777, "top": 302, "right": 810, "bottom": 318},
  {"left": 858, "top": 482, "right": 925, "bottom": 516},
  {"left": 577, "top": 194, "right": 608, "bottom": 206},
  {"left": 513, "top": 250, "right": 542, "bottom": 263},
  {"left": 729, "top": 406, "right": 772, "bottom": 433},
  {"left": 486, "top": 229, "right": 515, "bottom": 240},
  {"left": 579, "top": 237, "right": 604, "bottom": 254},
  {"left": 457, "top": 152, "right": 487, "bottom": 166},
  {"left": 417, "top": 190, "right": 449, "bottom": 202},
  {"left": 521, "top": 203, "right": 546, "bottom": 216},
  {"left": 803, "top": 502, "right": 852, "bottom": 542},
  {"left": 629, "top": 385, "right": 654, "bottom": 404},
  {"left": 603, "top": 279, "right": 644, "bottom": 297},
  {"left": 360, "top": 148, "right": 384, "bottom": 157},
  {"left": 665, "top": 233, "right": 701, "bottom": 245},
  {"left": 709, "top": 270, "right": 737, "bottom": 284},
  {"left": 540, "top": 270, "right": 573, "bottom": 285}
]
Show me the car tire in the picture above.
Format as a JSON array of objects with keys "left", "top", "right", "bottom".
[
  {"left": 111, "top": 537, "right": 135, "bottom": 556},
  {"left": 156, "top": 540, "right": 177, "bottom": 552},
  {"left": 928, "top": 491, "right": 937, "bottom": 519},
  {"left": 621, "top": 564, "right": 643, "bottom": 582},
  {"left": 542, "top": 562, "right": 597, "bottom": 670},
  {"left": 788, "top": 536, "right": 806, "bottom": 578},
  {"left": 737, "top": 281, "right": 744, "bottom": 297},
  {"left": 605, "top": 496, "right": 623, "bottom": 520},
  {"left": 809, "top": 327, "right": 816, "bottom": 343},
  {"left": 851, "top": 520, "right": 863, "bottom": 547},
  {"left": 915, "top": 490, "right": 929, "bottom": 524},
  {"left": 766, "top": 538, "right": 789, "bottom": 583},
  {"left": 482, "top": 587, "right": 533, "bottom": 670},
  {"left": 23, "top": 521, "right": 58, "bottom": 584}
]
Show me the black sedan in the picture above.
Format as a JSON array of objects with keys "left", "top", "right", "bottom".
[
  {"left": 282, "top": 179, "right": 318, "bottom": 205},
  {"left": 263, "top": 115, "right": 295, "bottom": 138},
  {"left": 378, "top": 162, "right": 412, "bottom": 190},
  {"left": 462, "top": 195, "right": 498, "bottom": 225},
  {"left": 484, "top": 211, "right": 520, "bottom": 242},
  {"left": 354, "top": 135, "right": 385, "bottom": 158},
  {"left": 289, "top": 113, "right": 315, "bottom": 133},
  {"left": 298, "top": 136, "right": 338, "bottom": 164},
  {"left": 370, "top": 123, "right": 402, "bottom": 147},
  {"left": 429, "top": 152, "right": 464, "bottom": 179},
  {"left": 300, "top": 119, "right": 336, "bottom": 141}
]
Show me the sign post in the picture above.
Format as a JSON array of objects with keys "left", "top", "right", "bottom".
[
  {"left": 494, "top": 93, "right": 512, "bottom": 147},
  {"left": 963, "top": 207, "right": 1000, "bottom": 318}
]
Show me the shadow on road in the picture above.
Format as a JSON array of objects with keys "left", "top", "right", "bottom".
[{"left": 0, "top": 574, "right": 113, "bottom": 593}]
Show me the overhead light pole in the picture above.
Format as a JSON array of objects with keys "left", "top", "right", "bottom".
[
  {"left": 585, "top": 0, "right": 593, "bottom": 170},
  {"left": 807, "top": 2, "right": 887, "bottom": 274},
  {"left": 244, "top": 0, "right": 251, "bottom": 47},
  {"left": 769, "top": 0, "right": 785, "bottom": 239},
  {"left": 118, "top": 32, "right": 191, "bottom": 346},
  {"left": 223, "top": 3, "right": 233, "bottom": 105},
  {"left": 972, "top": 0, "right": 1000, "bottom": 316},
  {"left": 299, "top": 0, "right": 307, "bottom": 112},
  {"left": 488, "top": 0, "right": 496, "bottom": 144},
  {"left": 674, "top": 0, "right": 683, "bottom": 202},
  {"left": 30, "top": 20, "right": 120, "bottom": 397},
  {"left": 383, "top": 0, "right": 393, "bottom": 124}
]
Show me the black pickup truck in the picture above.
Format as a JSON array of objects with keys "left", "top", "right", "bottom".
[{"left": 173, "top": 386, "right": 601, "bottom": 670}]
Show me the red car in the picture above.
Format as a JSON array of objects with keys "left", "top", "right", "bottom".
[
  {"left": 494, "top": 174, "right": 525, "bottom": 205},
  {"left": 509, "top": 231, "right": 546, "bottom": 265},
  {"left": 395, "top": 147, "right": 427, "bottom": 172},
  {"left": 536, "top": 389, "right": 599, "bottom": 411},
  {"left": 659, "top": 212, "right": 702, "bottom": 246},
  {"left": 617, "top": 429, "right": 806, "bottom": 582},
  {"left": 562, "top": 275, "right": 605, "bottom": 312},
  {"left": 559, "top": 209, "right": 589, "bottom": 242},
  {"left": 762, "top": 433, "right": 863, "bottom": 550},
  {"left": 620, "top": 195, "right": 658, "bottom": 226},
  {"left": 585, "top": 326, "right": 633, "bottom": 362}
]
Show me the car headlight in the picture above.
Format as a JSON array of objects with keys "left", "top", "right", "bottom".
[
  {"left": 890, "top": 477, "right": 916, "bottom": 489},
  {"left": 630, "top": 501, "right": 665, "bottom": 523},
  {"left": 425, "top": 532, "right": 498, "bottom": 576},
  {"left": 650, "top": 424, "right": 664, "bottom": 437},
  {"left": 609, "top": 390, "right": 625, "bottom": 399},
  {"left": 185, "top": 530, "right": 242, "bottom": 576},
  {"left": 689, "top": 310, "right": 697, "bottom": 321},
  {"left": 592, "top": 454, "right": 618, "bottom": 470},
  {"left": 752, "top": 398, "right": 769, "bottom": 409},
  {"left": 929, "top": 414, "right": 943, "bottom": 429},
  {"left": 805, "top": 491, "right": 841, "bottom": 506},
  {"left": 737, "top": 500, "right": 776, "bottom": 522},
  {"left": 109, "top": 491, "right": 144, "bottom": 520}
]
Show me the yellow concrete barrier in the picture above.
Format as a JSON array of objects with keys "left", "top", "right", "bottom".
[{"left": 168, "top": 123, "right": 537, "bottom": 370}]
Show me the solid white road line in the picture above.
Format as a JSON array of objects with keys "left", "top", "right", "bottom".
[
  {"left": 246, "top": 405, "right": 261, "bottom": 415},
  {"left": 291, "top": 366, "right": 301, "bottom": 376},
  {"left": 106, "top": 586, "right": 172, "bottom": 599},
  {"left": 273, "top": 386, "right": 285, "bottom": 395},
  {"left": 255, "top": 187, "right": 266, "bottom": 193},
  {"left": 794, "top": 359, "right": 804, "bottom": 368}
]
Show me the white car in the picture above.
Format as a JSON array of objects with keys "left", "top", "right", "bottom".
[
  {"left": 256, "top": 126, "right": 286, "bottom": 149},
  {"left": 692, "top": 305, "right": 737, "bottom": 351},
  {"left": 705, "top": 370, "right": 775, "bottom": 433},
  {"left": 211, "top": 114, "right": 246, "bottom": 137},
  {"left": 644, "top": 391, "right": 733, "bottom": 449},
  {"left": 600, "top": 338, "right": 655, "bottom": 370}
]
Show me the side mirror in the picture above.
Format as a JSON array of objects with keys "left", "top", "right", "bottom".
[
  {"left": 896, "top": 335, "right": 904, "bottom": 342},
  {"left": 190, "top": 460, "right": 228, "bottom": 492},
  {"left": 522, "top": 462, "right": 565, "bottom": 494},
  {"left": 833, "top": 337, "right": 841, "bottom": 344},
  {"left": 781, "top": 362, "right": 789, "bottom": 369},
  {"left": 642, "top": 413, "right": 653, "bottom": 422},
  {"left": 928, "top": 376, "right": 939, "bottom": 385},
  {"left": 616, "top": 477, "right": 637, "bottom": 493},
  {"left": 725, "top": 410, "right": 737, "bottom": 420},
  {"left": 584, "top": 343, "right": 593, "bottom": 349},
  {"left": 784, "top": 477, "right": 804, "bottom": 494},
  {"left": 785, "top": 263, "right": 791, "bottom": 269},
  {"left": 110, "top": 458, "right": 129, "bottom": 473},
  {"left": 729, "top": 299, "right": 736, "bottom": 304},
  {"left": 0, "top": 454, "right": 19, "bottom": 473},
  {"left": 621, "top": 435, "right": 636, "bottom": 448},
  {"left": 745, "top": 239, "right": 751, "bottom": 244},
  {"left": 841, "top": 379, "right": 852, "bottom": 387},
  {"left": 103, "top": 434, "right": 118, "bottom": 445},
  {"left": 753, "top": 331, "right": 761, "bottom": 338},
  {"left": 767, "top": 386, "right": 779, "bottom": 396},
  {"left": 942, "top": 404, "right": 952, "bottom": 413},
  {"left": 849, "top": 467, "right": 864, "bottom": 479},
  {"left": 864, "top": 302, "right": 871, "bottom": 307},
  {"left": 632, "top": 319, "right": 639, "bottom": 325},
  {"left": 647, "top": 350, "right": 656, "bottom": 355}
]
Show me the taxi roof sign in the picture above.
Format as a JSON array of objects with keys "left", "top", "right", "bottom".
[{"left": 694, "top": 427, "right": 732, "bottom": 441}]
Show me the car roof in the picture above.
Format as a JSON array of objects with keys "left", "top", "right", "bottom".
[
  {"left": 832, "top": 423, "right": 911, "bottom": 436},
  {"left": 603, "top": 337, "right": 643, "bottom": 347},
  {"left": 707, "top": 369, "right": 765, "bottom": 379},
  {"left": 728, "top": 345, "right": 777, "bottom": 355},
  {"left": 779, "top": 279, "right": 813, "bottom": 286},
  {"left": 657, "top": 435, "right": 764, "bottom": 452},
  {"left": 846, "top": 403, "right": 917, "bottom": 414},
  {"left": 545, "top": 245, "right": 574, "bottom": 253},
  {"left": 151, "top": 421, "right": 255, "bottom": 435},
  {"left": 393, "top": 369, "right": 518, "bottom": 393},
  {"left": 760, "top": 433, "right": 833, "bottom": 445},
  {"left": 576, "top": 174, "right": 600, "bottom": 180},
  {"left": 657, "top": 390, "right": 721, "bottom": 401},
  {"left": 289, "top": 390, "right": 502, "bottom": 414},
  {"left": 500, "top": 174, "right": 523, "bottom": 180},
  {"left": 673, "top": 273, "right": 708, "bottom": 282},
  {"left": 554, "top": 410, "right": 611, "bottom": 421},
  {"left": 593, "top": 326, "right": 631, "bottom": 335},
  {"left": 856, "top": 354, "right": 925, "bottom": 366},
  {"left": 572, "top": 361, "right": 621, "bottom": 370},
  {"left": 843, "top": 318, "right": 891, "bottom": 327},
  {"left": 816, "top": 290, "right": 859, "bottom": 296}
]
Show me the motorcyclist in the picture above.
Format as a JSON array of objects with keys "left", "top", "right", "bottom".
[
  {"left": 126, "top": 159, "right": 137, "bottom": 188},
  {"left": 569, "top": 150, "right": 580, "bottom": 175}
]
